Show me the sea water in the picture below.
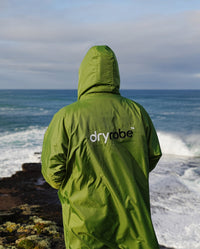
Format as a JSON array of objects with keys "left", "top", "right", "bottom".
[{"left": 0, "top": 89, "right": 200, "bottom": 249}]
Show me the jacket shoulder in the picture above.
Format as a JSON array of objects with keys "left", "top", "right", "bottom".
[
  {"left": 120, "top": 96, "right": 146, "bottom": 113},
  {"left": 54, "top": 100, "right": 80, "bottom": 117}
]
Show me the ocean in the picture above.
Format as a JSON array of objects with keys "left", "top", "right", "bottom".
[{"left": 0, "top": 89, "right": 200, "bottom": 249}]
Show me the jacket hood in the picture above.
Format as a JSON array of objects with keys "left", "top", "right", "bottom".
[{"left": 78, "top": 45, "right": 120, "bottom": 100}]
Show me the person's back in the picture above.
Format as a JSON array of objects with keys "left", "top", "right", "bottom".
[{"left": 42, "top": 45, "right": 162, "bottom": 249}]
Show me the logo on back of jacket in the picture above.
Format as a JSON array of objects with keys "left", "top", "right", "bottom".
[{"left": 89, "top": 127, "right": 135, "bottom": 144}]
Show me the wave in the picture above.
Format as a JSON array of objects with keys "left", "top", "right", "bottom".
[
  {"left": 157, "top": 131, "right": 200, "bottom": 157},
  {"left": 0, "top": 127, "right": 47, "bottom": 177},
  {"left": 0, "top": 106, "right": 49, "bottom": 116}
]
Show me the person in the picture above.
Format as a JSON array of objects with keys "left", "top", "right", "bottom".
[{"left": 41, "top": 45, "right": 162, "bottom": 249}]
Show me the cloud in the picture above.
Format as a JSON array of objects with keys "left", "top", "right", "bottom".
[{"left": 0, "top": 2, "right": 200, "bottom": 89}]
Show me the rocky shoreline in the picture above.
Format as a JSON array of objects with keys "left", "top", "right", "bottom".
[
  {"left": 0, "top": 163, "right": 174, "bottom": 249},
  {"left": 0, "top": 163, "right": 64, "bottom": 249}
]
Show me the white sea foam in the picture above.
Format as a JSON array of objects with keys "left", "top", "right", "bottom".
[
  {"left": 150, "top": 156, "right": 200, "bottom": 249},
  {"left": 0, "top": 127, "right": 46, "bottom": 178},
  {"left": 157, "top": 131, "right": 200, "bottom": 157}
]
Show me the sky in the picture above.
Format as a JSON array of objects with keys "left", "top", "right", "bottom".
[{"left": 1, "top": 0, "right": 200, "bottom": 89}]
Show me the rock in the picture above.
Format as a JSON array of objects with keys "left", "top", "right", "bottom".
[
  {"left": 0, "top": 163, "right": 64, "bottom": 248},
  {"left": 0, "top": 208, "right": 22, "bottom": 223},
  {"left": 0, "top": 163, "right": 61, "bottom": 219},
  {"left": 0, "top": 204, "right": 65, "bottom": 249},
  {"left": 22, "top": 163, "right": 41, "bottom": 172}
]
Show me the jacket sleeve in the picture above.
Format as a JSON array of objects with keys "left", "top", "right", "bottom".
[
  {"left": 141, "top": 106, "right": 162, "bottom": 172},
  {"left": 41, "top": 111, "right": 68, "bottom": 189}
]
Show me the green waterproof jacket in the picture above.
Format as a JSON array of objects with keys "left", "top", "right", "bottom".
[{"left": 42, "top": 45, "right": 162, "bottom": 249}]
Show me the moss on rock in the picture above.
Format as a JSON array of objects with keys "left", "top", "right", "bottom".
[
  {"left": 17, "top": 239, "right": 35, "bottom": 249},
  {"left": 0, "top": 205, "right": 65, "bottom": 249}
]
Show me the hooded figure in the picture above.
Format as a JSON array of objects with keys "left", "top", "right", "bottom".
[{"left": 42, "top": 45, "right": 162, "bottom": 249}]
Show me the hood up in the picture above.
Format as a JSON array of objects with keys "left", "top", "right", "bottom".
[{"left": 78, "top": 45, "right": 120, "bottom": 100}]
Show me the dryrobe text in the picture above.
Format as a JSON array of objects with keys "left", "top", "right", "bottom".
[{"left": 90, "top": 128, "right": 135, "bottom": 144}]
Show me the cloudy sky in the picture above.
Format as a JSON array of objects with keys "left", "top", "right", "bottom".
[{"left": 1, "top": 0, "right": 200, "bottom": 89}]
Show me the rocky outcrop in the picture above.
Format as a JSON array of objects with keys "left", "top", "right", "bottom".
[
  {"left": 0, "top": 163, "right": 61, "bottom": 221},
  {"left": 0, "top": 163, "right": 64, "bottom": 248},
  {"left": 0, "top": 204, "right": 64, "bottom": 249}
]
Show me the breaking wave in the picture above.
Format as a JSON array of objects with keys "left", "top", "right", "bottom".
[
  {"left": 0, "top": 127, "right": 46, "bottom": 178},
  {"left": 157, "top": 131, "right": 200, "bottom": 157}
]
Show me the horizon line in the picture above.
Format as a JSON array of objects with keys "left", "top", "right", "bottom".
[{"left": 0, "top": 88, "right": 200, "bottom": 91}]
